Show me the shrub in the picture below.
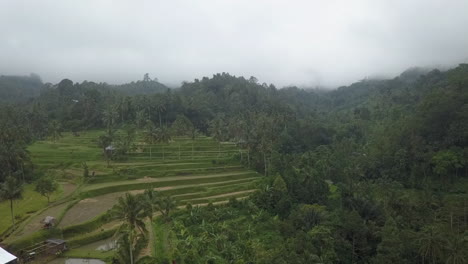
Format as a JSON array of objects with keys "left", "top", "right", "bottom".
[
  {"left": 62, "top": 213, "right": 110, "bottom": 238},
  {"left": 67, "top": 228, "right": 115, "bottom": 248}
]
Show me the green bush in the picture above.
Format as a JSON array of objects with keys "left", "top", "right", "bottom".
[
  {"left": 67, "top": 228, "right": 116, "bottom": 248},
  {"left": 62, "top": 212, "right": 110, "bottom": 238}
]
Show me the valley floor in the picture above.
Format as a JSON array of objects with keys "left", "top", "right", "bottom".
[{"left": 1, "top": 130, "right": 259, "bottom": 263}]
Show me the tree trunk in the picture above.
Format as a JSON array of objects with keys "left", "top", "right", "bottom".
[
  {"left": 10, "top": 199, "right": 14, "bottom": 226},
  {"left": 159, "top": 112, "right": 162, "bottom": 127},
  {"left": 192, "top": 142, "right": 194, "bottom": 160},
  {"left": 129, "top": 231, "right": 134, "bottom": 264},
  {"left": 20, "top": 163, "right": 25, "bottom": 183},
  {"left": 247, "top": 150, "right": 250, "bottom": 168},
  {"left": 263, "top": 152, "right": 267, "bottom": 176},
  {"left": 162, "top": 146, "right": 165, "bottom": 161}
]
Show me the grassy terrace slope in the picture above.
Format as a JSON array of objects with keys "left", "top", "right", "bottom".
[{"left": 3, "top": 130, "right": 260, "bottom": 259}]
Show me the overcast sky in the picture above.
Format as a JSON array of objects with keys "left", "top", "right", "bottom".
[{"left": 1, "top": 0, "right": 468, "bottom": 88}]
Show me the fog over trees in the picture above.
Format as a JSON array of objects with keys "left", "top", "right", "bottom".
[{"left": 1, "top": 1, "right": 468, "bottom": 263}]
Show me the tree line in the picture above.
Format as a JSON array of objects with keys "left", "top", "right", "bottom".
[{"left": 1, "top": 65, "right": 468, "bottom": 263}]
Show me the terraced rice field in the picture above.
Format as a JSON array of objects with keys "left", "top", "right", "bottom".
[{"left": 4, "top": 130, "right": 259, "bottom": 259}]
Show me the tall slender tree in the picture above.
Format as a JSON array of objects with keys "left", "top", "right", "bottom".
[
  {"left": 143, "top": 121, "right": 158, "bottom": 159},
  {"left": 48, "top": 120, "right": 62, "bottom": 143},
  {"left": 102, "top": 106, "right": 118, "bottom": 136},
  {"left": 417, "top": 225, "right": 445, "bottom": 264},
  {"left": 0, "top": 176, "right": 23, "bottom": 226},
  {"left": 111, "top": 193, "right": 147, "bottom": 264}
]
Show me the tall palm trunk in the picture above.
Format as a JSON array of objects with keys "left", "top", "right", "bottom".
[
  {"left": 158, "top": 112, "right": 162, "bottom": 127},
  {"left": 263, "top": 152, "right": 267, "bottom": 176},
  {"left": 21, "top": 163, "right": 25, "bottom": 183},
  {"left": 129, "top": 231, "right": 134, "bottom": 264},
  {"left": 10, "top": 199, "right": 14, "bottom": 226}
]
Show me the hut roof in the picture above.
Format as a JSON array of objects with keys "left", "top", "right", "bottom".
[
  {"left": 0, "top": 247, "right": 17, "bottom": 263},
  {"left": 105, "top": 145, "right": 115, "bottom": 151},
  {"left": 42, "top": 216, "right": 56, "bottom": 224}
]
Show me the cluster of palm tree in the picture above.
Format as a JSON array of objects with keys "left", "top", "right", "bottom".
[
  {"left": 47, "top": 120, "right": 63, "bottom": 143},
  {"left": 143, "top": 121, "right": 172, "bottom": 160},
  {"left": 417, "top": 224, "right": 468, "bottom": 264},
  {"left": 110, "top": 189, "right": 177, "bottom": 264}
]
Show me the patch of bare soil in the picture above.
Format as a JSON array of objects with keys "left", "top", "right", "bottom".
[
  {"left": 61, "top": 182, "right": 77, "bottom": 197},
  {"left": 59, "top": 193, "right": 124, "bottom": 227}
]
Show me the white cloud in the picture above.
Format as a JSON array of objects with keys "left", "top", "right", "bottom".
[{"left": 1, "top": 0, "right": 468, "bottom": 87}]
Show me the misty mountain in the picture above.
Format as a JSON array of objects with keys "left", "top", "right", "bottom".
[{"left": 0, "top": 74, "right": 43, "bottom": 103}]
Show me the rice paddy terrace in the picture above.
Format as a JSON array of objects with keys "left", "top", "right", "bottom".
[{"left": 4, "top": 130, "right": 260, "bottom": 261}]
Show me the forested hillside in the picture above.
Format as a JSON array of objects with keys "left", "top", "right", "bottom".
[
  {"left": 1, "top": 64, "right": 467, "bottom": 263},
  {"left": 0, "top": 74, "right": 43, "bottom": 103}
]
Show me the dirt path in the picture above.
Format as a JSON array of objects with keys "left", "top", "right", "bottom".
[
  {"left": 84, "top": 171, "right": 253, "bottom": 191},
  {"left": 61, "top": 182, "right": 77, "bottom": 197},
  {"left": 195, "top": 189, "right": 257, "bottom": 199}
]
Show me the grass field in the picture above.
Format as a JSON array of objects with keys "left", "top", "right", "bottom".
[
  {"left": 2, "top": 130, "right": 260, "bottom": 261},
  {"left": 0, "top": 184, "right": 63, "bottom": 235}
]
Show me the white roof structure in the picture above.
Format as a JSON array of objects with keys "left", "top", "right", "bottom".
[
  {"left": 105, "top": 145, "right": 115, "bottom": 151},
  {"left": 42, "top": 216, "right": 56, "bottom": 224},
  {"left": 0, "top": 247, "right": 17, "bottom": 264}
]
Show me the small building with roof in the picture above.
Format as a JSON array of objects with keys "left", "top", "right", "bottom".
[{"left": 0, "top": 247, "right": 17, "bottom": 264}]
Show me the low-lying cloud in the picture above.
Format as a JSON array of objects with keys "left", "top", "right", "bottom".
[{"left": 1, "top": 0, "right": 468, "bottom": 88}]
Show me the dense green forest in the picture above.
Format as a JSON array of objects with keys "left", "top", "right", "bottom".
[{"left": 1, "top": 65, "right": 467, "bottom": 264}]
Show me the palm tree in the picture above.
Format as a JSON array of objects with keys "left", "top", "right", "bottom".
[
  {"left": 143, "top": 121, "right": 158, "bottom": 159},
  {"left": 114, "top": 229, "right": 148, "bottom": 264},
  {"left": 143, "top": 189, "right": 160, "bottom": 223},
  {"left": 417, "top": 225, "right": 445, "bottom": 264},
  {"left": 2, "top": 141, "right": 29, "bottom": 181},
  {"left": 0, "top": 176, "right": 23, "bottom": 226},
  {"left": 209, "top": 116, "right": 224, "bottom": 142},
  {"left": 48, "top": 120, "right": 62, "bottom": 142},
  {"left": 156, "top": 126, "right": 172, "bottom": 160},
  {"left": 142, "top": 189, "right": 159, "bottom": 255},
  {"left": 111, "top": 193, "right": 147, "bottom": 264},
  {"left": 158, "top": 195, "right": 177, "bottom": 221},
  {"left": 445, "top": 233, "right": 467, "bottom": 264},
  {"left": 154, "top": 99, "right": 166, "bottom": 127},
  {"left": 135, "top": 110, "right": 147, "bottom": 129},
  {"left": 102, "top": 106, "right": 118, "bottom": 136}
]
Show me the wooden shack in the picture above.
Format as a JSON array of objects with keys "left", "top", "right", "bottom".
[
  {"left": 41, "top": 216, "right": 57, "bottom": 229},
  {"left": 21, "top": 239, "right": 67, "bottom": 262}
]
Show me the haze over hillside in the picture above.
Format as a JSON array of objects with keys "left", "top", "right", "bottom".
[
  {"left": 1, "top": 0, "right": 468, "bottom": 87},
  {"left": 1, "top": 1, "right": 468, "bottom": 263}
]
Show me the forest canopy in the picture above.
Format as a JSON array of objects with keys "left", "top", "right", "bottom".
[{"left": 0, "top": 64, "right": 467, "bottom": 263}]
